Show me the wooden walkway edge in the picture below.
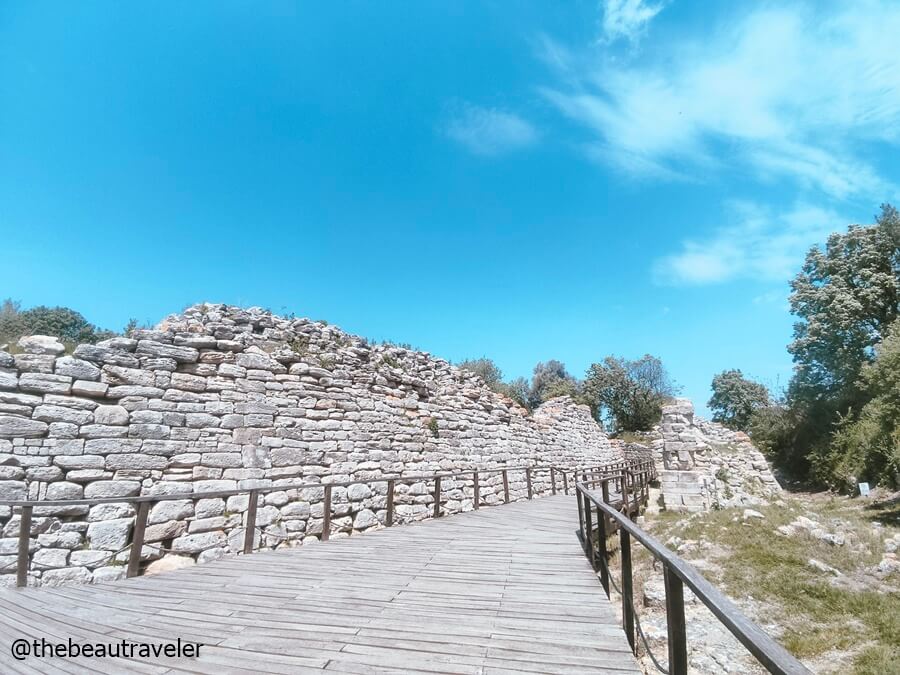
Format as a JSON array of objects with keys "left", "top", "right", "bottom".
[{"left": 0, "top": 495, "right": 641, "bottom": 674}]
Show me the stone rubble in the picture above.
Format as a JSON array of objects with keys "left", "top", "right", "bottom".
[
  {"left": 0, "top": 303, "right": 622, "bottom": 586},
  {"left": 650, "top": 399, "right": 781, "bottom": 512}
]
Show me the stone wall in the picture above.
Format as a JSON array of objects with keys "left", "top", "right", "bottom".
[
  {"left": 0, "top": 304, "right": 622, "bottom": 586},
  {"left": 656, "top": 399, "right": 781, "bottom": 512}
]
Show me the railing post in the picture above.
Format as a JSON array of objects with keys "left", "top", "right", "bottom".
[
  {"left": 16, "top": 505, "right": 33, "bottom": 588},
  {"left": 127, "top": 501, "right": 150, "bottom": 578},
  {"left": 525, "top": 467, "right": 533, "bottom": 499},
  {"left": 322, "top": 484, "right": 332, "bottom": 542},
  {"left": 584, "top": 493, "right": 594, "bottom": 568},
  {"left": 502, "top": 469, "right": 510, "bottom": 503},
  {"left": 622, "top": 472, "right": 631, "bottom": 514},
  {"left": 243, "top": 490, "right": 259, "bottom": 554},
  {"left": 550, "top": 467, "right": 557, "bottom": 495},
  {"left": 576, "top": 489, "right": 584, "bottom": 540},
  {"left": 620, "top": 528, "right": 635, "bottom": 653},
  {"left": 562, "top": 471, "right": 568, "bottom": 495},
  {"left": 664, "top": 567, "right": 688, "bottom": 675},
  {"left": 386, "top": 479, "right": 395, "bottom": 526},
  {"left": 596, "top": 502, "right": 609, "bottom": 597},
  {"left": 601, "top": 480, "right": 610, "bottom": 506},
  {"left": 433, "top": 476, "right": 441, "bottom": 518},
  {"left": 473, "top": 471, "right": 480, "bottom": 510}
]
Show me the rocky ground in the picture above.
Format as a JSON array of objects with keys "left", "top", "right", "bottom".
[{"left": 604, "top": 488, "right": 900, "bottom": 675}]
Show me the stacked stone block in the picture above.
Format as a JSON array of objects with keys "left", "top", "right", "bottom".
[{"left": 0, "top": 304, "right": 621, "bottom": 586}]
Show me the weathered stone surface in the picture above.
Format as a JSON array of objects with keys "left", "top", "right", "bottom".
[
  {"left": 170, "top": 531, "right": 226, "bottom": 553},
  {"left": 33, "top": 547, "right": 70, "bottom": 568},
  {"left": 101, "top": 365, "right": 156, "bottom": 387},
  {"left": 136, "top": 341, "right": 199, "bottom": 363},
  {"left": 37, "top": 531, "right": 83, "bottom": 549},
  {"left": 88, "top": 503, "right": 134, "bottom": 522},
  {"left": 83, "top": 481, "right": 141, "bottom": 499},
  {"left": 14, "top": 353, "right": 56, "bottom": 374},
  {"left": 0, "top": 481, "right": 27, "bottom": 501},
  {"left": 0, "top": 415, "right": 48, "bottom": 438},
  {"left": 144, "top": 520, "right": 187, "bottom": 542},
  {"left": 18, "top": 335, "right": 66, "bottom": 356},
  {"left": 55, "top": 357, "right": 102, "bottom": 381},
  {"left": 73, "top": 344, "right": 141, "bottom": 367},
  {"left": 45, "top": 481, "right": 83, "bottom": 500},
  {"left": 145, "top": 555, "right": 195, "bottom": 575},
  {"left": 148, "top": 500, "right": 193, "bottom": 525},
  {"left": 94, "top": 405, "right": 130, "bottom": 425},
  {"left": 92, "top": 566, "right": 127, "bottom": 583},
  {"left": 107, "top": 385, "right": 164, "bottom": 399},
  {"left": 72, "top": 380, "right": 109, "bottom": 397},
  {"left": 87, "top": 519, "right": 132, "bottom": 551},
  {"left": 33, "top": 405, "right": 93, "bottom": 426},
  {"left": 41, "top": 566, "right": 94, "bottom": 586},
  {"left": 0, "top": 370, "right": 17, "bottom": 391},
  {"left": 18, "top": 373, "right": 72, "bottom": 395}
]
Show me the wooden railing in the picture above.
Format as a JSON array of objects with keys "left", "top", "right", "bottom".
[
  {"left": 0, "top": 461, "right": 628, "bottom": 587},
  {"left": 576, "top": 474, "right": 811, "bottom": 675}
]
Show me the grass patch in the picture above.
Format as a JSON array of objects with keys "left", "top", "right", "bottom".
[{"left": 645, "top": 494, "right": 900, "bottom": 673}]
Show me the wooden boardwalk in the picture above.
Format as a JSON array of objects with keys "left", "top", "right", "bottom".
[{"left": 0, "top": 495, "right": 640, "bottom": 674}]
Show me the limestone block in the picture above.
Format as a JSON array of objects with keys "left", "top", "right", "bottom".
[
  {"left": 87, "top": 519, "right": 132, "bottom": 551},
  {"left": 33, "top": 405, "right": 92, "bottom": 426},
  {"left": 55, "top": 357, "right": 101, "bottom": 381},
  {"left": 14, "top": 353, "right": 56, "bottom": 373},
  {"left": 135, "top": 340, "right": 199, "bottom": 364},
  {"left": 83, "top": 481, "right": 141, "bottom": 499},
  {"left": 41, "top": 566, "right": 93, "bottom": 586},
  {"left": 0, "top": 416, "right": 48, "bottom": 439}
]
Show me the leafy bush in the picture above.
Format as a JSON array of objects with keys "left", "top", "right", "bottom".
[
  {"left": 582, "top": 354, "right": 678, "bottom": 432},
  {"left": 708, "top": 369, "right": 770, "bottom": 431},
  {"left": 0, "top": 299, "right": 116, "bottom": 348}
]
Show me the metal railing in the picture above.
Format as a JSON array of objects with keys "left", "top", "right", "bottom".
[{"left": 576, "top": 474, "right": 811, "bottom": 675}]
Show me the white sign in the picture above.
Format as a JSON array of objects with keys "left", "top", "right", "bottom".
[{"left": 859, "top": 482, "right": 870, "bottom": 497}]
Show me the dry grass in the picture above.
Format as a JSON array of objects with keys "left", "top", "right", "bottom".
[{"left": 641, "top": 493, "right": 900, "bottom": 674}]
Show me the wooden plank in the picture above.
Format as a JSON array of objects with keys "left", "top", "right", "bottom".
[{"left": 0, "top": 494, "right": 640, "bottom": 674}]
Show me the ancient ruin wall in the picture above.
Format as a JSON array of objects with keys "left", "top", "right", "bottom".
[
  {"left": 656, "top": 399, "right": 781, "bottom": 511},
  {"left": 0, "top": 304, "right": 622, "bottom": 586}
]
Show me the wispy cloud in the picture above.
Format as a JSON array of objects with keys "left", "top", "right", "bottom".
[
  {"left": 445, "top": 104, "right": 538, "bottom": 156},
  {"left": 653, "top": 202, "right": 845, "bottom": 285},
  {"left": 600, "top": 0, "right": 667, "bottom": 43},
  {"left": 543, "top": 2, "right": 900, "bottom": 199}
]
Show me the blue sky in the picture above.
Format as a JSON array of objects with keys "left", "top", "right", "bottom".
[{"left": 2, "top": 1, "right": 899, "bottom": 416}]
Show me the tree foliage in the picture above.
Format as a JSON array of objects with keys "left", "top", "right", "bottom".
[
  {"left": 458, "top": 357, "right": 504, "bottom": 389},
  {"left": 708, "top": 369, "right": 770, "bottom": 431},
  {"left": 528, "top": 360, "right": 579, "bottom": 408},
  {"left": 770, "top": 203, "right": 900, "bottom": 485},
  {"left": 583, "top": 355, "right": 678, "bottom": 433},
  {"left": 0, "top": 299, "right": 116, "bottom": 348},
  {"left": 819, "top": 319, "right": 900, "bottom": 488}
]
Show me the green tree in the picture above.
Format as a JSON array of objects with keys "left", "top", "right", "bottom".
[
  {"left": 529, "top": 360, "right": 578, "bottom": 407},
  {"left": 821, "top": 319, "right": 900, "bottom": 488},
  {"left": 496, "top": 377, "right": 531, "bottom": 411},
  {"left": 0, "top": 299, "right": 115, "bottom": 347},
  {"left": 781, "top": 203, "right": 900, "bottom": 479},
  {"left": 583, "top": 355, "right": 678, "bottom": 432},
  {"left": 708, "top": 369, "right": 770, "bottom": 431},
  {"left": 458, "top": 358, "right": 504, "bottom": 389}
]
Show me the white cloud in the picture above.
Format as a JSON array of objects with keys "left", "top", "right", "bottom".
[
  {"left": 601, "top": 0, "right": 667, "bottom": 43},
  {"left": 544, "top": 2, "right": 900, "bottom": 199},
  {"left": 653, "top": 202, "right": 845, "bottom": 285},
  {"left": 445, "top": 104, "right": 538, "bottom": 156}
]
